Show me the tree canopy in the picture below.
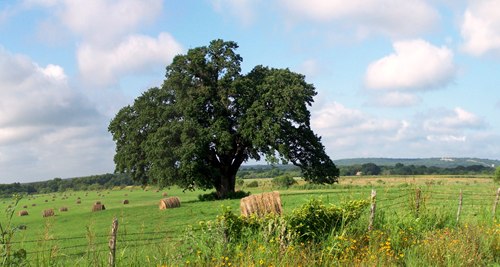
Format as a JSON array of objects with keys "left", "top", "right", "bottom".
[{"left": 108, "top": 39, "right": 339, "bottom": 198}]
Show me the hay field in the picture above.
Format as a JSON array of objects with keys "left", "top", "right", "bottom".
[{"left": 1, "top": 176, "right": 498, "bottom": 266}]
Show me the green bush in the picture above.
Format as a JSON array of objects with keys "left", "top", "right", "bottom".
[
  {"left": 287, "top": 198, "right": 369, "bottom": 242},
  {"left": 494, "top": 166, "right": 500, "bottom": 183},
  {"left": 272, "top": 175, "right": 297, "bottom": 188},
  {"left": 236, "top": 178, "right": 244, "bottom": 187},
  {"left": 246, "top": 181, "right": 259, "bottom": 188},
  {"left": 198, "top": 190, "right": 250, "bottom": 201}
]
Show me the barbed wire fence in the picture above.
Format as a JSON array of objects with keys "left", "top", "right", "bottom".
[{"left": 6, "top": 186, "right": 500, "bottom": 266}]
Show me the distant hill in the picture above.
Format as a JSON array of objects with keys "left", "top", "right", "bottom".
[{"left": 333, "top": 157, "right": 499, "bottom": 168}]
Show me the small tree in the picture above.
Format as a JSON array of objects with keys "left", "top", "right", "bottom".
[{"left": 494, "top": 166, "right": 500, "bottom": 183}]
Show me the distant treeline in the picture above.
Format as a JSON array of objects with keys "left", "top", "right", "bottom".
[
  {"left": 339, "top": 163, "right": 494, "bottom": 176},
  {"left": 0, "top": 173, "right": 139, "bottom": 198},
  {"left": 0, "top": 163, "right": 494, "bottom": 197}
]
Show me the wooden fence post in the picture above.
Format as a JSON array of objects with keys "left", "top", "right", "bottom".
[
  {"left": 108, "top": 217, "right": 118, "bottom": 267},
  {"left": 368, "top": 189, "right": 376, "bottom": 231},
  {"left": 415, "top": 188, "right": 421, "bottom": 218},
  {"left": 456, "top": 190, "right": 463, "bottom": 224},
  {"left": 493, "top": 188, "right": 500, "bottom": 218}
]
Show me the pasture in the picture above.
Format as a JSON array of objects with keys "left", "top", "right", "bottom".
[{"left": 1, "top": 176, "right": 499, "bottom": 266}]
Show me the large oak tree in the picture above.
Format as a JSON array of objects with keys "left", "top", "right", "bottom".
[{"left": 108, "top": 40, "right": 339, "bottom": 198}]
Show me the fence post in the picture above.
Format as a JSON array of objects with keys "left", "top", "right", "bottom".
[
  {"left": 493, "top": 188, "right": 500, "bottom": 218},
  {"left": 108, "top": 217, "right": 118, "bottom": 267},
  {"left": 368, "top": 189, "right": 376, "bottom": 231},
  {"left": 456, "top": 190, "right": 463, "bottom": 224},
  {"left": 415, "top": 188, "right": 421, "bottom": 218}
]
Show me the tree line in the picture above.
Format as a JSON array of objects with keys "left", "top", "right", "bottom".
[
  {"left": 339, "top": 163, "right": 494, "bottom": 176},
  {"left": 0, "top": 173, "right": 138, "bottom": 198}
]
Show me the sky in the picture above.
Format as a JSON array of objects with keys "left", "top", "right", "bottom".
[{"left": 1, "top": 0, "right": 500, "bottom": 183}]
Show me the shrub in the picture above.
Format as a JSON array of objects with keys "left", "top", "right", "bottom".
[
  {"left": 236, "top": 178, "right": 244, "bottom": 187},
  {"left": 246, "top": 181, "right": 259, "bottom": 188},
  {"left": 494, "top": 166, "right": 500, "bottom": 183},
  {"left": 198, "top": 190, "right": 250, "bottom": 201},
  {"left": 272, "top": 175, "right": 297, "bottom": 188},
  {"left": 287, "top": 198, "right": 369, "bottom": 242}
]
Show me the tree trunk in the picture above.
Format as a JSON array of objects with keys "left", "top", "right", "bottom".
[{"left": 216, "top": 172, "right": 236, "bottom": 199}]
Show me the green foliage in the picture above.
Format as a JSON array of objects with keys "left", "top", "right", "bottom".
[
  {"left": 0, "top": 194, "right": 27, "bottom": 266},
  {"left": 198, "top": 191, "right": 250, "bottom": 201},
  {"left": 287, "top": 198, "right": 369, "bottom": 242},
  {"left": 246, "top": 181, "right": 259, "bottom": 188},
  {"left": 235, "top": 178, "right": 244, "bottom": 187},
  {"left": 108, "top": 39, "right": 339, "bottom": 198},
  {"left": 271, "top": 174, "right": 297, "bottom": 188},
  {"left": 494, "top": 166, "right": 500, "bottom": 183}
]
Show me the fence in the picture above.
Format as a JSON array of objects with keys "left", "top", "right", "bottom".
[{"left": 6, "top": 186, "right": 500, "bottom": 266}]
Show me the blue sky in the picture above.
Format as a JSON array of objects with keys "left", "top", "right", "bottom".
[{"left": 1, "top": 0, "right": 500, "bottom": 183}]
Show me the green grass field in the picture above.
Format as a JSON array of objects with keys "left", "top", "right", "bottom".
[{"left": 1, "top": 176, "right": 499, "bottom": 266}]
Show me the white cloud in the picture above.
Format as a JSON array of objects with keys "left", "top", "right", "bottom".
[
  {"left": 365, "top": 39, "right": 456, "bottom": 91},
  {"left": 212, "top": 0, "right": 259, "bottom": 26},
  {"left": 461, "top": 0, "right": 500, "bottom": 56},
  {"left": 310, "top": 101, "right": 492, "bottom": 159},
  {"left": 298, "top": 59, "right": 322, "bottom": 79},
  {"left": 279, "top": 0, "right": 439, "bottom": 39},
  {"left": 34, "top": 0, "right": 163, "bottom": 47},
  {"left": 423, "top": 107, "right": 485, "bottom": 133},
  {"left": 0, "top": 47, "right": 113, "bottom": 182},
  {"left": 77, "top": 32, "right": 183, "bottom": 86}
]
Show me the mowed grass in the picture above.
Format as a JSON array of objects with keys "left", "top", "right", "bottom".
[{"left": 1, "top": 176, "right": 499, "bottom": 266}]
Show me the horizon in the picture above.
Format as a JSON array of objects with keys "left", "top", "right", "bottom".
[{"left": 1, "top": 1, "right": 500, "bottom": 184}]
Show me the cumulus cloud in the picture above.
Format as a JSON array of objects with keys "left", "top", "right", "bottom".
[
  {"left": 27, "top": 0, "right": 163, "bottom": 46},
  {"left": 279, "top": 0, "right": 439, "bottom": 39},
  {"left": 310, "top": 102, "right": 491, "bottom": 158},
  {"left": 365, "top": 39, "right": 456, "bottom": 91},
  {"left": 461, "top": 0, "right": 500, "bottom": 56},
  {"left": 77, "top": 33, "right": 183, "bottom": 86},
  {"left": 0, "top": 47, "right": 113, "bottom": 182},
  {"left": 26, "top": 0, "right": 183, "bottom": 86},
  {"left": 211, "top": 0, "right": 260, "bottom": 26}
]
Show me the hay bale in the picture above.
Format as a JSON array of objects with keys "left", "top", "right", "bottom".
[
  {"left": 42, "top": 209, "right": 55, "bottom": 217},
  {"left": 122, "top": 199, "right": 129, "bottom": 204},
  {"left": 162, "top": 192, "right": 168, "bottom": 197},
  {"left": 22, "top": 205, "right": 28, "bottom": 209},
  {"left": 59, "top": 207, "right": 68, "bottom": 212},
  {"left": 94, "top": 201, "right": 101, "bottom": 205},
  {"left": 18, "top": 225, "right": 27, "bottom": 230},
  {"left": 159, "top": 197, "right": 181, "bottom": 210},
  {"left": 31, "top": 203, "right": 36, "bottom": 207},
  {"left": 18, "top": 210, "right": 29, "bottom": 216},
  {"left": 240, "top": 191, "right": 282, "bottom": 217},
  {"left": 44, "top": 200, "right": 48, "bottom": 203},
  {"left": 92, "top": 203, "right": 105, "bottom": 212},
  {"left": 76, "top": 200, "right": 81, "bottom": 204}
]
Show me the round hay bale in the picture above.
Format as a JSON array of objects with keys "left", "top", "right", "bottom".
[
  {"left": 18, "top": 225, "right": 27, "bottom": 230},
  {"left": 76, "top": 200, "right": 81, "bottom": 204},
  {"left": 44, "top": 200, "right": 48, "bottom": 203},
  {"left": 92, "top": 203, "right": 105, "bottom": 212},
  {"left": 122, "top": 200, "right": 129, "bottom": 205},
  {"left": 18, "top": 210, "right": 29, "bottom": 216},
  {"left": 22, "top": 205, "right": 28, "bottom": 209},
  {"left": 31, "top": 203, "right": 36, "bottom": 207},
  {"left": 162, "top": 192, "right": 168, "bottom": 197},
  {"left": 240, "top": 191, "right": 282, "bottom": 217},
  {"left": 159, "top": 197, "right": 181, "bottom": 210},
  {"left": 42, "top": 209, "right": 55, "bottom": 218},
  {"left": 59, "top": 207, "right": 68, "bottom": 212},
  {"left": 94, "top": 201, "right": 101, "bottom": 205}
]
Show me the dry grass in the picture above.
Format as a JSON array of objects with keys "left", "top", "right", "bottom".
[
  {"left": 18, "top": 210, "right": 29, "bottom": 216},
  {"left": 159, "top": 197, "right": 181, "bottom": 209},
  {"left": 92, "top": 203, "right": 105, "bottom": 212},
  {"left": 240, "top": 191, "right": 282, "bottom": 217},
  {"left": 42, "top": 209, "right": 54, "bottom": 217}
]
